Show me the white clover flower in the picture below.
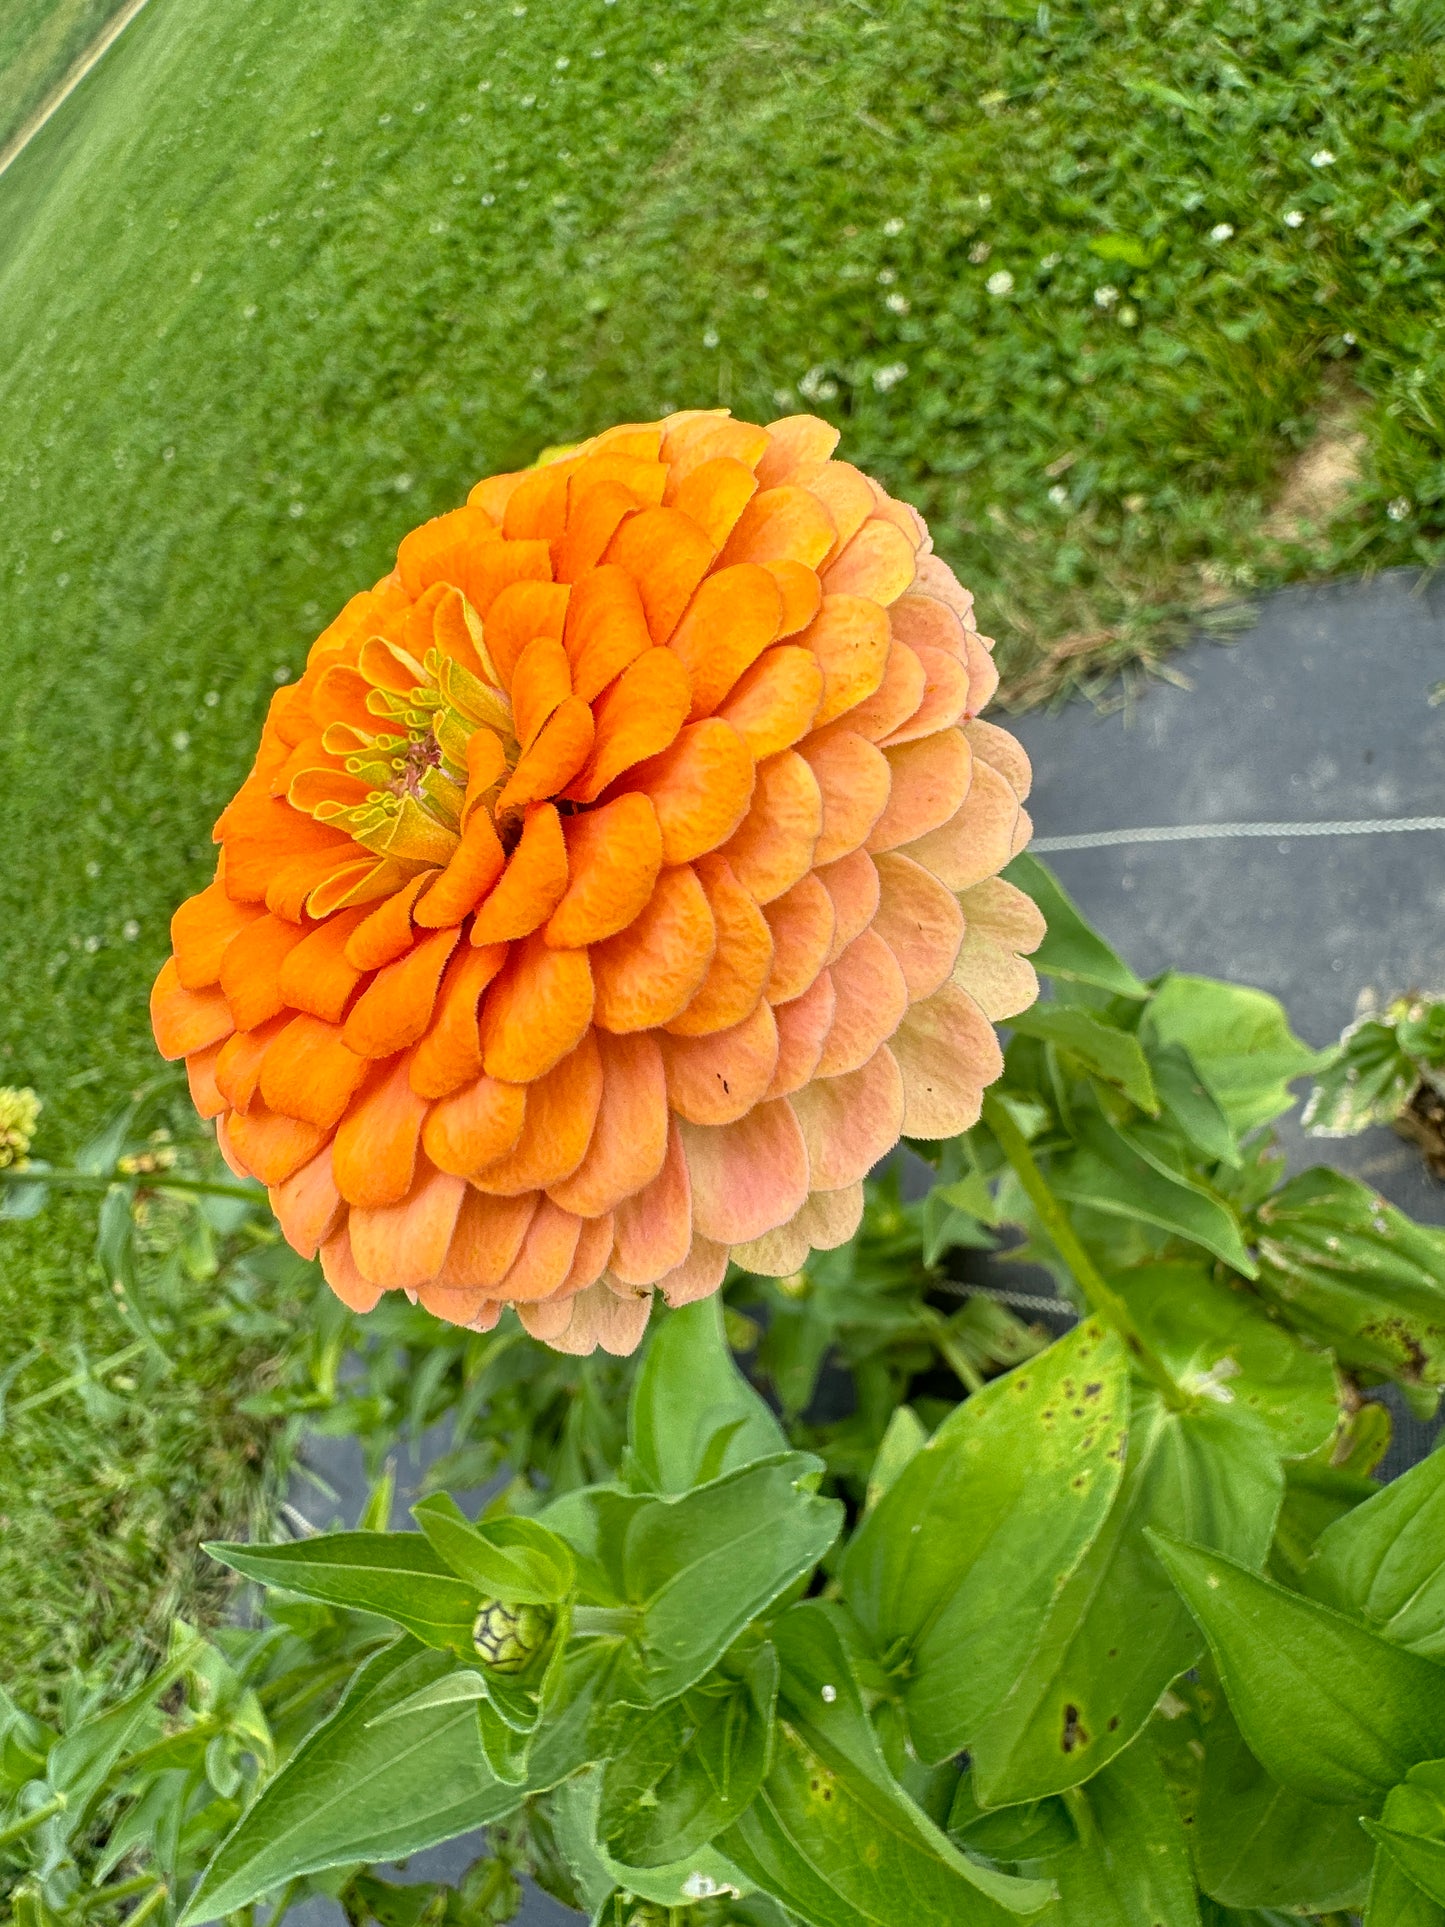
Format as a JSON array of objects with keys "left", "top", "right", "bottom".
[
  {"left": 986, "top": 269, "right": 1014, "bottom": 296},
  {"left": 885, "top": 291, "right": 911, "bottom": 313},
  {"left": 1094, "top": 284, "right": 1119, "bottom": 309},
  {"left": 1387, "top": 497, "right": 1412, "bottom": 522},
  {"left": 1343, "top": 331, "right": 1358, "bottom": 345},
  {"left": 1284, "top": 209, "right": 1305, "bottom": 228},
  {"left": 883, "top": 216, "right": 905, "bottom": 236},
  {"left": 1209, "top": 223, "right": 1234, "bottom": 241},
  {"left": 1310, "top": 148, "right": 1336, "bottom": 168},
  {"left": 872, "top": 361, "right": 909, "bottom": 392},
  {"left": 968, "top": 240, "right": 991, "bottom": 264},
  {"left": 1048, "top": 484, "right": 1069, "bottom": 507}
]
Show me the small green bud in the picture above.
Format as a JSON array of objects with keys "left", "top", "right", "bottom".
[{"left": 472, "top": 1598, "right": 551, "bottom": 1674}]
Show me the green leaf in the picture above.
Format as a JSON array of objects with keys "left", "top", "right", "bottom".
[
  {"left": 179, "top": 1641, "right": 516, "bottom": 1924},
  {"left": 1050, "top": 1113, "right": 1257, "bottom": 1275},
  {"left": 204, "top": 1532, "right": 477, "bottom": 1651},
  {"left": 1152, "top": 1536, "right": 1445, "bottom": 1811},
  {"left": 1026, "top": 1734, "right": 1201, "bottom": 1925},
  {"left": 550, "top": 1767, "right": 756, "bottom": 1915},
  {"left": 623, "top": 1454, "right": 842, "bottom": 1703},
  {"left": 600, "top": 1642, "right": 778, "bottom": 1867},
  {"left": 721, "top": 1603, "right": 1052, "bottom": 1925},
  {"left": 1143, "top": 974, "right": 1326, "bottom": 1132},
  {"left": 1003, "top": 854, "right": 1148, "bottom": 999},
  {"left": 864, "top": 1404, "right": 929, "bottom": 1513},
  {"left": 1110, "top": 1261, "right": 1340, "bottom": 1459},
  {"left": 841, "top": 1322, "right": 1129, "bottom": 1766},
  {"left": 971, "top": 1391, "right": 1282, "bottom": 1806},
  {"left": 1147, "top": 1041, "right": 1240, "bottom": 1167},
  {"left": 1307, "top": 1445, "right": 1445, "bottom": 1655},
  {"left": 627, "top": 1295, "right": 786, "bottom": 1495},
  {"left": 1254, "top": 1169, "right": 1445, "bottom": 1387},
  {"left": 1368, "top": 1762, "right": 1445, "bottom": 1907},
  {"left": 1303, "top": 1015, "right": 1416, "bottom": 1136},
  {"left": 44, "top": 1631, "right": 201, "bottom": 1826},
  {"left": 1087, "top": 231, "right": 1161, "bottom": 267},
  {"left": 1008, "top": 1004, "right": 1159, "bottom": 1113},
  {"left": 1193, "top": 1691, "right": 1373, "bottom": 1913},
  {"left": 412, "top": 1493, "right": 575, "bottom": 1605},
  {"left": 1365, "top": 1838, "right": 1445, "bottom": 1926}
]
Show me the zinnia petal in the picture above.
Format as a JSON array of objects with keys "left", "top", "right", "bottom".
[{"left": 155, "top": 410, "right": 1036, "bottom": 1351}]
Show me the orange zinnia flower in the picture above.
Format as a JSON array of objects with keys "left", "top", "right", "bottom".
[{"left": 151, "top": 412, "right": 1041, "bottom": 1355}]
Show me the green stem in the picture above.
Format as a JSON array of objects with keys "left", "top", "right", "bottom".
[
  {"left": 78, "top": 1873, "right": 156, "bottom": 1914},
  {"left": 572, "top": 1606, "right": 638, "bottom": 1639},
  {"left": 0, "top": 1166, "right": 266, "bottom": 1204},
  {"left": 119, "top": 1884, "right": 168, "bottom": 1927},
  {"left": 982, "top": 1094, "right": 1190, "bottom": 1412},
  {"left": 0, "top": 1790, "right": 67, "bottom": 1849}
]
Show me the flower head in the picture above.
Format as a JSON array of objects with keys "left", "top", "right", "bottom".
[
  {"left": 152, "top": 412, "right": 1040, "bottom": 1355},
  {"left": 0, "top": 1087, "right": 40, "bottom": 1170}
]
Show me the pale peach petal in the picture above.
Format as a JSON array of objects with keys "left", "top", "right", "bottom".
[
  {"left": 492, "top": 1197, "right": 584, "bottom": 1303},
  {"left": 901, "top": 756, "right": 1020, "bottom": 891},
  {"left": 889, "top": 592, "right": 968, "bottom": 661},
  {"left": 962, "top": 628, "right": 1000, "bottom": 716},
  {"left": 269, "top": 1144, "right": 343, "bottom": 1260},
  {"left": 548, "top": 1030, "right": 669, "bottom": 1216},
  {"left": 516, "top": 1294, "right": 578, "bottom": 1343},
  {"left": 545, "top": 1278, "right": 653, "bottom": 1356},
  {"left": 880, "top": 645, "right": 972, "bottom": 747},
  {"left": 767, "top": 970, "right": 836, "bottom": 1098},
  {"left": 800, "top": 1181, "right": 865, "bottom": 1250},
  {"left": 755, "top": 414, "right": 841, "bottom": 487},
  {"left": 655, "top": 1237, "right": 729, "bottom": 1308},
  {"left": 730, "top": 1182, "right": 864, "bottom": 1276},
  {"left": 788, "top": 1046, "right": 905, "bottom": 1190},
  {"left": 817, "top": 927, "right": 909, "bottom": 1077},
  {"left": 867, "top": 729, "right": 973, "bottom": 854},
  {"left": 763, "top": 872, "right": 835, "bottom": 1003},
  {"left": 678, "top": 1099, "right": 809, "bottom": 1244},
  {"left": 560, "top": 1210, "right": 617, "bottom": 1294},
  {"left": 802, "top": 461, "right": 876, "bottom": 563},
  {"left": 611, "top": 1118, "right": 692, "bottom": 1285},
  {"left": 891, "top": 981, "right": 1003, "bottom": 1138},
  {"left": 717, "top": 645, "right": 823, "bottom": 759},
  {"left": 438, "top": 1188, "right": 538, "bottom": 1288},
  {"left": 718, "top": 749, "right": 822, "bottom": 904},
  {"left": 800, "top": 594, "right": 891, "bottom": 728},
  {"left": 471, "top": 1031, "right": 604, "bottom": 1195},
  {"left": 320, "top": 1221, "right": 384, "bottom": 1313},
  {"left": 910, "top": 553, "right": 975, "bottom": 626},
  {"left": 821, "top": 517, "right": 917, "bottom": 605},
  {"left": 952, "top": 878, "right": 1045, "bottom": 1021},
  {"left": 662, "top": 999, "right": 779, "bottom": 1125},
  {"left": 664, "top": 854, "right": 774, "bottom": 1037},
  {"left": 591, "top": 864, "right": 716, "bottom": 1033},
  {"left": 871, "top": 851, "right": 966, "bottom": 999},
  {"left": 816, "top": 848, "right": 881, "bottom": 963},
  {"left": 799, "top": 729, "right": 892, "bottom": 865},
  {"left": 351, "top": 1160, "right": 466, "bottom": 1290},
  {"left": 964, "top": 719, "right": 1033, "bottom": 802},
  {"left": 628, "top": 718, "right": 756, "bottom": 866},
  {"left": 416, "top": 1281, "right": 504, "bottom": 1331},
  {"left": 729, "top": 1216, "right": 810, "bottom": 1278}
]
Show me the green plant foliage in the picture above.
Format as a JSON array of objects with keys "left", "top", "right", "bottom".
[{"left": 9, "top": 861, "right": 1445, "bottom": 1927}]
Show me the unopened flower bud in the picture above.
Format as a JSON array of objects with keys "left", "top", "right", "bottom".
[
  {"left": 472, "top": 1599, "right": 551, "bottom": 1674},
  {"left": 0, "top": 1088, "right": 40, "bottom": 1170}
]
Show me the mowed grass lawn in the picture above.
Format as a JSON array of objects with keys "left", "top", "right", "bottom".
[{"left": 2, "top": 0, "right": 1443, "bottom": 1695}]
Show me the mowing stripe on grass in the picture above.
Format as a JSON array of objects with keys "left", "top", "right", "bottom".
[{"left": 0, "top": 0, "right": 150, "bottom": 182}]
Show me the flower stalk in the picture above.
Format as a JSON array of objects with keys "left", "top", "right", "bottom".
[{"left": 982, "top": 1093, "right": 1190, "bottom": 1411}]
